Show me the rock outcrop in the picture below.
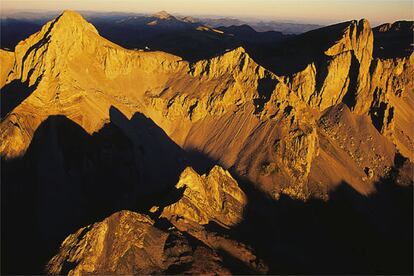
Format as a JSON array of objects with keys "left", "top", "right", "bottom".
[
  {"left": 46, "top": 166, "right": 267, "bottom": 275},
  {"left": 1, "top": 11, "right": 413, "bottom": 275},
  {"left": 0, "top": 49, "right": 14, "bottom": 87},
  {"left": 46, "top": 210, "right": 245, "bottom": 275},
  {"left": 161, "top": 166, "right": 247, "bottom": 227},
  {"left": 47, "top": 211, "right": 166, "bottom": 275},
  {"left": 284, "top": 19, "right": 374, "bottom": 113},
  {"left": 369, "top": 53, "right": 414, "bottom": 160}
]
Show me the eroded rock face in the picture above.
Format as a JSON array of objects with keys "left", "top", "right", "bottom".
[
  {"left": 275, "top": 124, "right": 320, "bottom": 199},
  {"left": 0, "top": 11, "right": 412, "bottom": 201},
  {"left": 46, "top": 166, "right": 267, "bottom": 275},
  {"left": 47, "top": 211, "right": 166, "bottom": 275},
  {"left": 2, "top": 11, "right": 413, "bottom": 275},
  {"left": 46, "top": 210, "right": 238, "bottom": 275},
  {"left": 161, "top": 166, "right": 247, "bottom": 227},
  {"left": 373, "top": 21, "right": 414, "bottom": 59},
  {"left": 285, "top": 19, "right": 374, "bottom": 113},
  {"left": 0, "top": 49, "right": 14, "bottom": 87},
  {"left": 369, "top": 53, "right": 414, "bottom": 160}
]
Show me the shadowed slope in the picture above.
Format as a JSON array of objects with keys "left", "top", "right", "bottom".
[
  {"left": 0, "top": 79, "right": 38, "bottom": 117},
  {"left": 1, "top": 107, "right": 193, "bottom": 274},
  {"left": 221, "top": 164, "right": 413, "bottom": 274},
  {"left": 1, "top": 11, "right": 413, "bottom": 274},
  {"left": 1, "top": 11, "right": 411, "bottom": 199},
  {"left": 373, "top": 21, "right": 414, "bottom": 59},
  {"left": 42, "top": 159, "right": 414, "bottom": 275},
  {"left": 250, "top": 21, "right": 357, "bottom": 76}
]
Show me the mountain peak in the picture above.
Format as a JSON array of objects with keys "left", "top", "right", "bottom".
[
  {"left": 152, "top": 10, "right": 174, "bottom": 19},
  {"left": 53, "top": 10, "right": 98, "bottom": 34},
  {"left": 358, "top": 18, "right": 371, "bottom": 31},
  {"left": 11, "top": 10, "right": 100, "bottom": 85},
  {"left": 60, "top": 10, "right": 83, "bottom": 20}
]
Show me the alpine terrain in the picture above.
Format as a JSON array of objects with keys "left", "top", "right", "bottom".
[{"left": 1, "top": 10, "right": 413, "bottom": 275}]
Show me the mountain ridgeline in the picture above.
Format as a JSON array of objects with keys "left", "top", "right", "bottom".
[{"left": 1, "top": 10, "right": 413, "bottom": 274}]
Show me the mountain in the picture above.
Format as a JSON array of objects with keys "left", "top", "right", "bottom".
[
  {"left": 0, "top": 11, "right": 231, "bottom": 61},
  {"left": 217, "top": 24, "right": 287, "bottom": 43},
  {"left": 89, "top": 10, "right": 237, "bottom": 61},
  {"left": 47, "top": 168, "right": 266, "bottom": 275},
  {"left": 0, "top": 11, "right": 293, "bottom": 62},
  {"left": 116, "top": 10, "right": 198, "bottom": 29},
  {"left": 373, "top": 20, "right": 414, "bottom": 58},
  {"left": 0, "top": 18, "right": 43, "bottom": 50},
  {"left": 248, "top": 19, "right": 414, "bottom": 160},
  {"left": 199, "top": 17, "right": 322, "bottom": 34},
  {"left": 1, "top": 10, "right": 412, "bottom": 274}
]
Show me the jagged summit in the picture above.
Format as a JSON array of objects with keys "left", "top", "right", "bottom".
[
  {"left": 14, "top": 10, "right": 99, "bottom": 53},
  {"left": 152, "top": 10, "right": 174, "bottom": 20},
  {"left": 1, "top": 10, "right": 413, "bottom": 275},
  {"left": 9, "top": 10, "right": 107, "bottom": 86},
  {"left": 50, "top": 10, "right": 98, "bottom": 35},
  {"left": 1, "top": 10, "right": 413, "bottom": 196},
  {"left": 351, "top": 18, "right": 370, "bottom": 26},
  {"left": 59, "top": 10, "right": 88, "bottom": 22},
  {"left": 375, "top": 20, "right": 414, "bottom": 32},
  {"left": 373, "top": 20, "right": 414, "bottom": 59}
]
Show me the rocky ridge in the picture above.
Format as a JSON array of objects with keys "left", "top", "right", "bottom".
[
  {"left": 1, "top": 11, "right": 413, "bottom": 275},
  {"left": 285, "top": 19, "right": 373, "bottom": 113},
  {"left": 161, "top": 166, "right": 247, "bottom": 227},
  {"left": 0, "top": 10, "right": 412, "bottom": 200},
  {"left": 46, "top": 166, "right": 266, "bottom": 275}
]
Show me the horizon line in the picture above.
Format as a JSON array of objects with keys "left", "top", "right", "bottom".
[{"left": 1, "top": 8, "right": 412, "bottom": 27}]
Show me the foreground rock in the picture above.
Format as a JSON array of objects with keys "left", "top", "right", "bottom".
[
  {"left": 161, "top": 166, "right": 247, "bottom": 227},
  {"left": 47, "top": 166, "right": 267, "bottom": 275},
  {"left": 47, "top": 211, "right": 166, "bottom": 275}
]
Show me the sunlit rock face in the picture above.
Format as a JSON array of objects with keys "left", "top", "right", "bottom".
[
  {"left": 369, "top": 53, "right": 414, "bottom": 161},
  {"left": 283, "top": 19, "right": 373, "bottom": 114},
  {"left": 1, "top": 10, "right": 413, "bottom": 275},
  {"left": 47, "top": 211, "right": 166, "bottom": 275},
  {"left": 161, "top": 166, "right": 247, "bottom": 227},
  {"left": 46, "top": 166, "right": 267, "bottom": 275},
  {"left": 1, "top": 11, "right": 412, "bottom": 201},
  {"left": 46, "top": 210, "right": 242, "bottom": 275}
]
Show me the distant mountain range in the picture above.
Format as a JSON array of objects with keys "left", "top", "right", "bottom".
[
  {"left": 1, "top": 10, "right": 288, "bottom": 60},
  {"left": 199, "top": 16, "right": 322, "bottom": 33},
  {"left": 3, "top": 10, "right": 412, "bottom": 62},
  {"left": 0, "top": 10, "right": 319, "bottom": 52},
  {"left": 1, "top": 10, "right": 322, "bottom": 32}
]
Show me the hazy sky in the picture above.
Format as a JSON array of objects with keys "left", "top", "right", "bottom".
[{"left": 1, "top": 0, "right": 413, "bottom": 24}]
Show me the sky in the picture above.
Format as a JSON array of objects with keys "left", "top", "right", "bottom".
[{"left": 1, "top": 0, "right": 413, "bottom": 25}]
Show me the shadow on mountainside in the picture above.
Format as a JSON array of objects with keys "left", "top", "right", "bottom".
[
  {"left": 246, "top": 21, "right": 354, "bottom": 76},
  {"left": 237, "top": 180, "right": 412, "bottom": 274},
  {"left": 148, "top": 145, "right": 413, "bottom": 275},
  {"left": 372, "top": 21, "right": 414, "bottom": 59},
  {"left": 0, "top": 18, "right": 44, "bottom": 50},
  {"left": 197, "top": 153, "right": 413, "bottom": 275},
  {"left": 1, "top": 79, "right": 39, "bottom": 118},
  {"left": 0, "top": 106, "right": 196, "bottom": 274},
  {"left": 94, "top": 21, "right": 240, "bottom": 62},
  {"left": 1, "top": 107, "right": 413, "bottom": 275}
]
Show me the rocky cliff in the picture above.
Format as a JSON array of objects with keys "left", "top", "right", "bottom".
[
  {"left": 1, "top": 11, "right": 411, "bottom": 200},
  {"left": 161, "top": 166, "right": 247, "bottom": 227},
  {"left": 1, "top": 11, "right": 413, "bottom": 275},
  {"left": 46, "top": 167, "right": 266, "bottom": 275}
]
